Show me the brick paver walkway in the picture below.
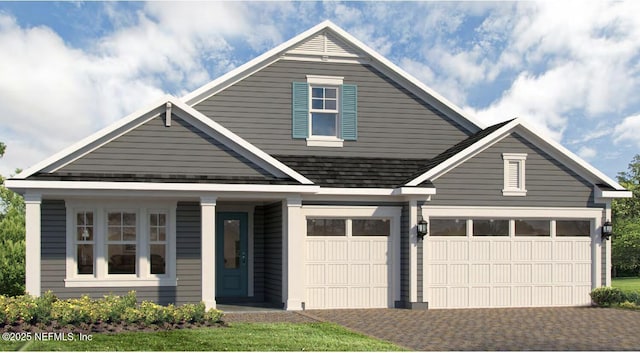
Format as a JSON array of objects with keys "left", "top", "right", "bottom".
[{"left": 225, "top": 307, "right": 640, "bottom": 351}]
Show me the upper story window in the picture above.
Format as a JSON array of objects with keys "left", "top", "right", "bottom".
[
  {"left": 502, "top": 153, "right": 527, "bottom": 196},
  {"left": 292, "top": 75, "right": 357, "bottom": 147}
]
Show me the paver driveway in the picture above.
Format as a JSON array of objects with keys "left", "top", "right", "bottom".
[{"left": 301, "top": 307, "right": 640, "bottom": 351}]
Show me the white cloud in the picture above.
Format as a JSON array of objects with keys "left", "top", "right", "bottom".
[
  {"left": 577, "top": 146, "right": 597, "bottom": 161},
  {"left": 613, "top": 114, "right": 640, "bottom": 147}
]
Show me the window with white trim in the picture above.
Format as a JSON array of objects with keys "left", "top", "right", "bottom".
[
  {"left": 502, "top": 153, "right": 527, "bottom": 196},
  {"left": 75, "top": 211, "right": 94, "bottom": 275},
  {"left": 310, "top": 86, "right": 339, "bottom": 137},
  {"left": 149, "top": 211, "right": 168, "bottom": 275},
  {"left": 65, "top": 201, "right": 176, "bottom": 287}
]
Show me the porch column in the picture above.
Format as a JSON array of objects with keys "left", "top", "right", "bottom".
[
  {"left": 283, "top": 197, "right": 303, "bottom": 310},
  {"left": 201, "top": 196, "right": 217, "bottom": 309},
  {"left": 24, "top": 194, "right": 42, "bottom": 297}
]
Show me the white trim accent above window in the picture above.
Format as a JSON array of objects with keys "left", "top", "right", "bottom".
[
  {"left": 306, "top": 75, "right": 344, "bottom": 86},
  {"left": 502, "top": 153, "right": 527, "bottom": 196}
]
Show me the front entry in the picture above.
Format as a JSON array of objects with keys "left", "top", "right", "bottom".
[{"left": 216, "top": 212, "right": 249, "bottom": 297}]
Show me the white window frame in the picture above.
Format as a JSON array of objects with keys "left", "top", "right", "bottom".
[
  {"left": 73, "top": 209, "right": 96, "bottom": 277},
  {"left": 306, "top": 75, "right": 344, "bottom": 147},
  {"left": 502, "top": 153, "right": 527, "bottom": 196},
  {"left": 105, "top": 209, "right": 139, "bottom": 278},
  {"left": 65, "top": 200, "right": 177, "bottom": 287},
  {"left": 148, "top": 210, "right": 170, "bottom": 276}
]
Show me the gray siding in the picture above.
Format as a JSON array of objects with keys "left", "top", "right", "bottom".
[
  {"left": 195, "top": 60, "right": 471, "bottom": 159},
  {"left": 263, "top": 202, "right": 283, "bottom": 304},
  {"left": 58, "top": 115, "right": 271, "bottom": 178},
  {"left": 40, "top": 200, "right": 201, "bottom": 305},
  {"left": 430, "top": 133, "right": 596, "bottom": 207},
  {"left": 400, "top": 203, "right": 409, "bottom": 304},
  {"left": 253, "top": 206, "right": 265, "bottom": 301}
]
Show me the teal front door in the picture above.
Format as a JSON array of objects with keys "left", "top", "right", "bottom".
[{"left": 216, "top": 212, "right": 249, "bottom": 297}]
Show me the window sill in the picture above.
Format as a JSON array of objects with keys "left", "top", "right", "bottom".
[
  {"left": 502, "top": 189, "right": 527, "bottom": 197},
  {"left": 64, "top": 277, "right": 177, "bottom": 288},
  {"left": 306, "top": 137, "right": 344, "bottom": 147}
]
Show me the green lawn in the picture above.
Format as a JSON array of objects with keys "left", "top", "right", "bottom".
[
  {"left": 0, "top": 323, "right": 406, "bottom": 351},
  {"left": 612, "top": 277, "right": 640, "bottom": 292}
]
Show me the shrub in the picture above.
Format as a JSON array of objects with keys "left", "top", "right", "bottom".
[
  {"left": 4, "top": 295, "right": 37, "bottom": 323},
  {"left": 618, "top": 301, "right": 640, "bottom": 310},
  {"left": 623, "top": 290, "right": 640, "bottom": 306},
  {"left": 204, "top": 308, "right": 223, "bottom": 324},
  {"left": 590, "top": 287, "right": 625, "bottom": 306},
  {"left": 32, "top": 291, "right": 57, "bottom": 324}
]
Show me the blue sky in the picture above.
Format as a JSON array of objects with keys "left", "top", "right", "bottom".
[{"left": 0, "top": 1, "right": 639, "bottom": 180}]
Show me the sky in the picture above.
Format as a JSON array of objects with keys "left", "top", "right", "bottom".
[{"left": 0, "top": 1, "right": 639, "bottom": 181}]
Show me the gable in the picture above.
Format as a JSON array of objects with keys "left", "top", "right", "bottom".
[
  {"left": 429, "top": 132, "right": 596, "bottom": 207},
  {"left": 47, "top": 114, "right": 285, "bottom": 182},
  {"left": 288, "top": 29, "right": 361, "bottom": 57},
  {"left": 195, "top": 59, "right": 471, "bottom": 159}
]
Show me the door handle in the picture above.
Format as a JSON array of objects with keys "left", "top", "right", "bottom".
[{"left": 241, "top": 252, "right": 247, "bottom": 265}]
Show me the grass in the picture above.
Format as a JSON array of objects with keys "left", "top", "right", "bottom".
[
  {"left": 612, "top": 277, "right": 640, "bottom": 292},
  {"left": 0, "top": 323, "right": 406, "bottom": 351}
]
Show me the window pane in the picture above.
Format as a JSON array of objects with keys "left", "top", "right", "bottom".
[
  {"left": 557, "top": 220, "right": 591, "bottom": 236},
  {"left": 430, "top": 219, "right": 466, "bottom": 236},
  {"left": 158, "top": 228, "right": 166, "bottom": 241},
  {"left": 77, "top": 227, "right": 93, "bottom": 241},
  {"left": 108, "top": 212, "right": 120, "bottom": 226},
  {"left": 224, "top": 220, "right": 240, "bottom": 269},
  {"left": 312, "top": 87, "right": 324, "bottom": 98},
  {"left": 108, "top": 245, "right": 136, "bottom": 274},
  {"left": 150, "top": 213, "right": 157, "bottom": 226},
  {"left": 150, "top": 244, "right": 166, "bottom": 275},
  {"left": 123, "top": 213, "right": 136, "bottom": 226},
  {"left": 311, "top": 113, "right": 337, "bottom": 136},
  {"left": 325, "top": 88, "right": 337, "bottom": 98},
  {"left": 353, "top": 219, "right": 390, "bottom": 236},
  {"left": 312, "top": 99, "right": 323, "bottom": 109},
  {"left": 473, "top": 219, "right": 509, "bottom": 236},
  {"left": 515, "top": 220, "right": 550, "bottom": 236},
  {"left": 108, "top": 227, "right": 121, "bottom": 241},
  {"left": 307, "top": 219, "right": 346, "bottom": 236},
  {"left": 77, "top": 213, "right": 85, "bottom": 226},
  {"left": 123, "top": 226, "right": 136, "bottom": 241},
  {"left": 77, "top": 244, "right": 93, "bottom": 275},
  {"left": 325, "top": 100, "right": 337, "bottom": 110},
  {"left": 158, "top": 214, "right": 166, "bottom": 227}
]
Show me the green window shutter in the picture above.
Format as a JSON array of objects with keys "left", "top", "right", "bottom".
[
  {"left": 341, "top": 84, "right": 357, "bottom": 140},
  {"left": 292, "top": 82, "right": 309, "bottom": 139}
]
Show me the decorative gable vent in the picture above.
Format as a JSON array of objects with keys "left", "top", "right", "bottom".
[{"left": 288, "top": 30, "right": 361, "bottom": 58}]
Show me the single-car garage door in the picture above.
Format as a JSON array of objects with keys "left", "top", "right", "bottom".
[
  {"left": 304, "top": 217, "right": 393, "bottom": 309},
  {"left": 424, "top": 217, "right": 594, "bottom": 308}
]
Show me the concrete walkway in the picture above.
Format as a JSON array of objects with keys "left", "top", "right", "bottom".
[{"left": 225, "top": 307, "right": 640, "bottom": 351}]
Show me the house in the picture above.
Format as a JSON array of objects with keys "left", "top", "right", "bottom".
[{"left": 6, "top": 21, "right": 631, "bottom": 310}]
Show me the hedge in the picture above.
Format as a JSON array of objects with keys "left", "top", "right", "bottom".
[
  {"left": 0, "top": 291, "right": 223, "bottom": 326},
  {"left": 590, "top": 287, "right": 640, "bottom": 309}
]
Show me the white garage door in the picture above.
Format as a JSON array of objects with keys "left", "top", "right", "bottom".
[
  {"left": 304, "top": 218, "right": 392, "bottom": 309},
  {"left": 424, "top": 218, "right": 593, "bottom": 308}
]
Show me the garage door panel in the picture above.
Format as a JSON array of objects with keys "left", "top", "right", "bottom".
[
  {"left": 307, "top": 240, "right": 326, "bottom": 261},
  {"left": 349, "top": 287, "right": 370, "bottom": 308},
  {"left": 574, "top": 242, "right": 591, "bottom": 260},
  {"left": 492, "top": 286, "right": 511, "bottom": 306},
  {"left": 470, "top": 287, "right": 490, "bottom": 307},
  {"left": 327, "top": 264, "right": 348, "bottom": 284},
  {"left": 371, "top": 264, "right": 388, "bottom": 285},
  {"left": 306, "top": 288, "right": 325, "bottom": 309},
  {"left": 349, "top": 264, "right": 370, "bottom": 285},
  {"left": 370, "top": 241, "right": 389, "bottom": 261},
  {"left": 429, "top": 264, "right": 448, "bottom": 284},
  {"left": 448, "top": 264, "right": 469, "bottom": 284},
  {"left": 532, "top": 286, "right": 553, "bottom": 306},
  {"left": 448, "top": 241, "right": 469, "bottom": 261},
  {"left": 327, "top": 241, "right": 348, "bottom": 261},
  {"left": 532, "top": 263, "right": 553, "bottom": 283},
  {"left": 512, "top": 264, "right": 532, "bottom": 283},
  {"left": 492, "top": 264, "right": 511, "bottom": 283},
  {"left": 470, "top": 264, "right": 490, "bottom": 283},
  {"left": 430, "top": 241, "right": 448, "bottom": 261},
  {"left": 350, "top": 241, "right": 370, "bottom": 261},
  {"left": 532, "top": 241, "right": 553, "bottom": 260},
  {"left": 370, "top": 287, "right": 388, "bottom": 307},
  {"left": 492, "top": 241, "right": 511, "bottom": 261},
  {"left": 574, "top": 263, "right": 591, "bottom": 282},
  {"left": 512, "top": 241, "right": 532, "bottom": 261},
  {"left": 555, "top": 242, "right": 573, "bottom": 261},
  {"left": 553, "top": 286, "right": 573, "bottom": 305},
  {"left": 554, "top": 263, "right": 573, "bottom": 282},
  {"left": 449, "top": 287, "right": 469, "bottom": 308},
  {"left": 574, "top": 285, "right": 592, "bottom": 305},
  {"left": 307, "top": 264, "right": 325, "bottom": 285},
  {"left": 427, "top": 287, "right": 448, "bottom": 308},
  {"left": 470, "top": 241, "right": 490, "bottom": 261},
  {"left": 512, "top": 286, "right": 532, "bottom": 306}
]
